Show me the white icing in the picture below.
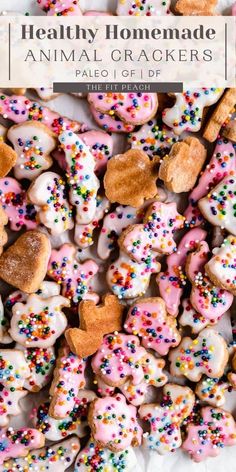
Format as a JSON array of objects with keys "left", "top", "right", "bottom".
[
  {"left": 107, "top": 251, "right": 160, "bottom": 299},
  {"left": 10, "top": 294, "right": 69, "bottom": 347},
  {"left": 8, "top": 122, "right": 55, "bottom": 180},
  {"left": 59, "top": 130, "right": 100, "bottom": 224},
  {"left": 74, "top": 196, "right": 110, "bottom": 248},
  {"left": 169, "top": 328, "right": 228, "bottom": 382},
  {"left": 163, "top": 89, "right": 224, "bottom": 134},
  {"left": 0, "top": 349, "right": 30, "bottom": 388},
  {"left": 198, "top": 174, "right": 236, "bottom": 235},
  {"left": 0, "top": 388, "right": 27, "bottom": 427},
  {"left": 28, "top": 171, "right": 74, "bottom": 235}
]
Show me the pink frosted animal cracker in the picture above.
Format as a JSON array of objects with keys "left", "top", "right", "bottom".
[
  {"left": 7, "top": 122, "right": 55, "bottom": 181},
  {"left": 74, "top": 195, "right": 110, "bottom": 249},
  {"left": 0, "top": 387, "right": 27, "bottom": 427},
  {"left": 90, "top": 105, "right": 135, "bottom": 133},
  {"left": 0, "top": 94, "right": 80, "bottom": 135},
  {"left": 169, "top": 328, "right": 229, "bottom": 382},
  {"left": 205, "top": 235, "right": 236, "bottom": 295},
  {"left": 162, "top": 88, "right": 224, "bottom": 135},
  {"left": 119, "top": 352, "right": 167, "bottom": 406},
  {"left": 37, "top": 0, "right": 82, "bottom": 15},
  {"left": 186, "top": 241, "right": 233, "bottom": 320},
  {"left": 88, "top": 93, "right": 158, "bottom": 126},
  {"left": 198, "top": 173, "right": 236, "bottom": 235},
  {"left": 95, "top": 351, "right": 167, "bottom": 407},
  {"left": 16, "top": 344, "right": 56, "bottom": 393},
  {"left": 47, "top": 243, "right": 99, "bottom": 305},
  {"left": 32, "top": 390, "right": 97, "bottom": 440},
  {"left": 28, "top": 172, "right": 74, "bottom": 235},
  {"left": 88, "top": 394, "right": 143, "bottom": 451},
  {"left": 157, "top": 228, "right": 207, "bottom": 317},
  {"left": 182, "top": 407, "right": 236, "bottom": 462},
  {"left": 120, "top": 202, "right": 185, "bottom": 263},
  {"left": 116, "top": 0, "right": 171, "bottom": 16},
  {"left": 195, "top": 376, "right": 229, "bottom": 407},
  {"left": 49, "top": 342, "right": 86, "bottom": 419},
  {"left": 2, "top": 437, "right": 80, "bottom": 472},
  {"left": 179, "top": 298, "right": 221, "bottom": 333},
  {"left": 10, "top": 293, "right": 69, "bottom": 347},
  {"left": 107, "top": 251, "right": 160, "bottom": 299},
  {"left": 80, "top": 130, "right": 113, "bottom": 174},
  {"left": 185, "top": 138, "right": 236, "bottom": 227},
  {"left": 128, "top": 119, "right": 178, "bottom": 158},
  {"left": 0, "top": 427, "right": 45, "bottom": 464},
  {"left": 59, "top": 130, "right": 100, "bottom": 224},
  {"left": 92, "top": 333, "right": 148, "bottom": 387},
  {"left": 139, "top": 384, "right": 195, "bottom": 454},
  {"left": 0, "top": 177, "right": 37, "bottom": 231},
  {"left": 125, "top": 297, "right": 181, "bottom": 355}
]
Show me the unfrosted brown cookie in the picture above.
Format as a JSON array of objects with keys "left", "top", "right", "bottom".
[
  {"left": 0, "top": 142, "right": 17, "bottom": 177},
  {"left": 204, "top": 88, "right": 236, "bottom": 142},
  {"left": 104, "top": 150, "right": 159, "bottom": 207},
  {"left": 175, "top": 0, "right": 217, "bottom": 15},
  {"left": 159, "top": 137, "right": 207, "bottom": 193},
  {"left": 222, "top": 120, "right": 236, "bottom": 142},
  {"left": 65, "top": 294, "right": 124, "bottom": 358},
  {"left": 0, "top": 230, "right": 51, "bottom": 292}
]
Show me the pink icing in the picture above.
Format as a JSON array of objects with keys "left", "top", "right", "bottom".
[
  {"left": 185, "top": 138, "right": 236, "bottom": 226},
  {"left": 47, "top": 243, "right": 99, "bottom": 306},
  {"left": 122, "top": 202, "right": 185, "bottom": 263},
  {"left": 0, "top": 94, "right": 80, "bottom": 135},
  {"left": 187, "top": 241, "right": 234, "bottom": 319},
  {"left": 91, "top": 394, "right": 142, "bottom": 450},
  {"left": 96, "top": 353, "right": 167, "bottom": 406},
  {"left": 37, "top": 0, "right": 82, "bottom": 15},
  {"left": 53, "top": 130, "right": 113, "bottom": 175},
  {"left": 88, "top": 93, "right": 158, "bottom": 125},
  {"left": 232, "top": 2, "right": 236, "bottom": 15},
  {"left": 157, "top": 228, "right": 207, "bottom": 317},
  {"left": 90, "top": 105, "right": 135, "bottom": 133},
  {"left": 0, "top": 177, "right": 37, "bottom": 231},
  {"left": 0, "top": 428, "right": 44, "bottom": 464},
  {"left": 182, "top": 407, "right": 236, "bottom": 462},
  {"left": 91, "top": 333, "right": 148, "bottom": 387},
  {"left": 50, "top": 344, "right": 86, "bottom": 418},
  {"left": 125, "top": 298, "right": 181, "bottom": 355}
]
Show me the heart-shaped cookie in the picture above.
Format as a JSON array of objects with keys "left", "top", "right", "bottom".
[
  {"left": 104, "top": 150, "right": 159, "bottom": 207},
  {"left": 0, "top": 231, "right": 51, "bottom": 293}
]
